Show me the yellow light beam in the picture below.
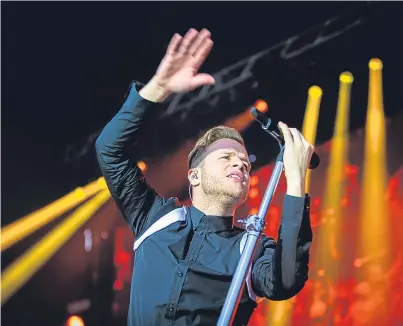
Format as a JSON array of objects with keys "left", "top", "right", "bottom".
[
  {"left": 315, "top": 72, "right": 353, "bottom": 280},
  {"left": 266, "top": 86, "right": 322, "bottom": 326},
  {"left": 355, "top": 58, "right": 391, "bottom": 320},
  {"left": 302, "top": 86, "right": 323, "bottom": 193},
  {"left": 1, "top": 177, "right": 108, "bottom": 252},
  {"left": 359, "top": 58, "right": 389, "bottom": 257},
  {"left": 325, "top": 72, "right": 354, "bottom": 211},
  {"left": 1, "top": 190, "right": 111, "bottom": 305}
]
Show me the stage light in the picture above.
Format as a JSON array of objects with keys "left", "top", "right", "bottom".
[
  {"left": 266, "top": 84, "right": 323, "bottom": 326},
  {"left": 1, "top": 190, "right": 111, "bottom": 305},
  {"left": 254, "top": 99, "right": 268, "bottom": 113},
  {"left": 66, "top": 315, "right": 84, "bottom": 326},
  {"left": 308, "top": 85, "right": 323, "bottom": 98},
  {"left": 113, "top": 279, "right": 124, "bottom": 291},
  {"left": 96, "top": 176, "right": 107, "bottom": 189},
  {"left": 248, "top": 154, "right": 256, "bottom": 163},
  {"left": 339, "top": 72, "right": 354, "bottom": 84},
  {"left": 314, "top": 71, "right": 353, "bottom": 279},
  {"left": 313, "top": 197, "right": 321, "bottom": 208},
  {"left": 1, "top": 177, "right": 107, "bottom": 252},
  {"left": 137, "top": 161, "right": 147, "bottom": 172},
  {"left": 368, "top": 58, "right": 383, "bottom": 70},
  {"left": 84, "top": 229, "right": 92, "bottom": 252},
  {"left": 248, "top": 188, "right": 259, "bottom": 199},
  {"left": 359, "top": 58, "right": 389, "bottom": 256},
  {"left": 250, "top": 176, "right": 259, "bottom": 187},
  {"left": 302, "top": 85, "right": 322, "bottom": 193}
]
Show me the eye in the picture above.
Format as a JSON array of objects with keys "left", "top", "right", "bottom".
[{"left": 220, "top": 156, "right": 230, "bottom": 160}]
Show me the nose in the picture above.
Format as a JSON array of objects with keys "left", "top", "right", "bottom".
[{"left": 231, "top": 157, "right": 244, "bottom": 170}]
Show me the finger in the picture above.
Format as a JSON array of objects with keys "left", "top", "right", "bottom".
[
  {"left": 193, "top": 39, "right": 214, "bottom": 69},
  {"left": 289, "top": 128, "right": 303, "bottom": 147},
  {"left": 166, "top": 33, "right": 183, "bottom": 55},
  {"left": 178, "top": 28, "right": 198, "bottom": 54},
  {"left": 278, "top": 122, "right": 293, "bottom": 145},
  {"left": 298, "top": 133, "right": 314, "bottom": 151},
  {"left": 189, "top": 28, "right": 211, "bottom": 55},
  {"left": 189, "top": 73, "right": 215, "bottom": 90},
  {"left": 302, "top": 137, "right": 313, "bottom": 150}
]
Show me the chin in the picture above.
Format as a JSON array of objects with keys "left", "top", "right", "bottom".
[{"left": 227, "top": 188, "right": 248, "bottom": 203}]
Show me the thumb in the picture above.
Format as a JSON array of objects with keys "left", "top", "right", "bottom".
[{"left": 189, "top": 73, "right": 215, "bottom": 90}]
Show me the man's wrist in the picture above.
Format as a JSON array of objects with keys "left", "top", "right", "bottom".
[
  {"left": 286, "top": 176, "right": 305, "bottom": 197},
  {"left": 139, "top": 77, "right": 171, "bottom": 103}
]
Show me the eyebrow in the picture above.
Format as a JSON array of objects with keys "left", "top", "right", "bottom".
[{"left": 221, "top": 151, "right": 251, "bottom": 167}]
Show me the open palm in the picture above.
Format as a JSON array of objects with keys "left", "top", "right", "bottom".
[{"left": 154, "top": 28, "right": 215, "bottom": 93}]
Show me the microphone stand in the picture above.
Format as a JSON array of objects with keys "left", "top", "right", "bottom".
[{"left": 217, "top": 112, "right": 285, "bottom": 326}]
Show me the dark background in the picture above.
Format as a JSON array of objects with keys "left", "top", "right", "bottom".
[
  {"left": 4, "top": 2, "right": 402, "bottom": 226},
  {"left": 2, "top": 2, "right": 403, "bottom": 325}
]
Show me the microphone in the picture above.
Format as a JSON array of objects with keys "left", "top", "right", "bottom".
[{"left": 250, "top": 107, "right": 320, "bottom": 169}]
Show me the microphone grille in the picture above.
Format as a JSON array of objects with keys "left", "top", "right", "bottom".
[
  {"left": 250, "top": 107, "right": 270, "bottom": 126},
  {"left": 250, "top": 107, "right": 259, "bottom": 118}
]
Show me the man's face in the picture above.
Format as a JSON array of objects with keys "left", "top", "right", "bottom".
[{"left": 199, "top": 146, "right": 251, "bottom": 204}]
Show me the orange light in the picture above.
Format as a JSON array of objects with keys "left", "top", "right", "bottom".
[
  {"left": 137, "top": 161, "right": 147, "bottom": 172},
  {"left": 317, "top": 269, "right": 325, "bottom": 277},
  {"left": 66, "top": 315, "right": 84, "bottom": 326},
  {"left": 248, "top": 188, "right": 259, "bottom": 199},
  {"left": 250, "top": 176, "right": 259, "bottom": 186},
  {"left": 254, "top": 99, "right": 268, "bottom": 113},
  {"left": 248, "top": 208, "right": 259, "bottom": 215}
]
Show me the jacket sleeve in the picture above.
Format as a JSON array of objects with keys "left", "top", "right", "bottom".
[
  {"left": 251, "top": 195, "right": 312, "bottom": 300},
  {"left": 95, "top": 81, "right": 168, "bottom": 237}
]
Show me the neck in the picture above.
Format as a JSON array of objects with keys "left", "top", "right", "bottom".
[{"left": 191, "top": 195, "right": 236, "bottom": 216}]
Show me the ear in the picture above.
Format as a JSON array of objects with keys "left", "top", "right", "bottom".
[{"left": 187, "top": 168, "right": 200, "bottom": 186}]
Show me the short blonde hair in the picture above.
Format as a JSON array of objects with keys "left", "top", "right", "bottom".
[{"left": 188, "top": 126, "right": 245, "bottom": 168}]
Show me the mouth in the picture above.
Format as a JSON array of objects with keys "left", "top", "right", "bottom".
[{"left": 227, "top": 171, "right": 244, "bottom": 183}]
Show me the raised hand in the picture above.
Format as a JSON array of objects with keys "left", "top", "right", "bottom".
[
  {"left": 153, "top": 28, "right": 215, "bottom": 93},
  {"left": 278, "top": 122, "right": 315, "bottom": 197}
]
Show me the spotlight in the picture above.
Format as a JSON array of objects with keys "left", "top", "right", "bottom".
[
  {"left": 137, "top": 161, "right": 147, "bottom": 172},
  {"left": 248, "top": 154, "right": 256, "bottom": 163},
  {"left": 66, "top": 315, "right": 84, "bottom": 326}
]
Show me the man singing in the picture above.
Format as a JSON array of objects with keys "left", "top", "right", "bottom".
[{"left": 96, "top": 28, "right": 313, "bottom": 326}]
